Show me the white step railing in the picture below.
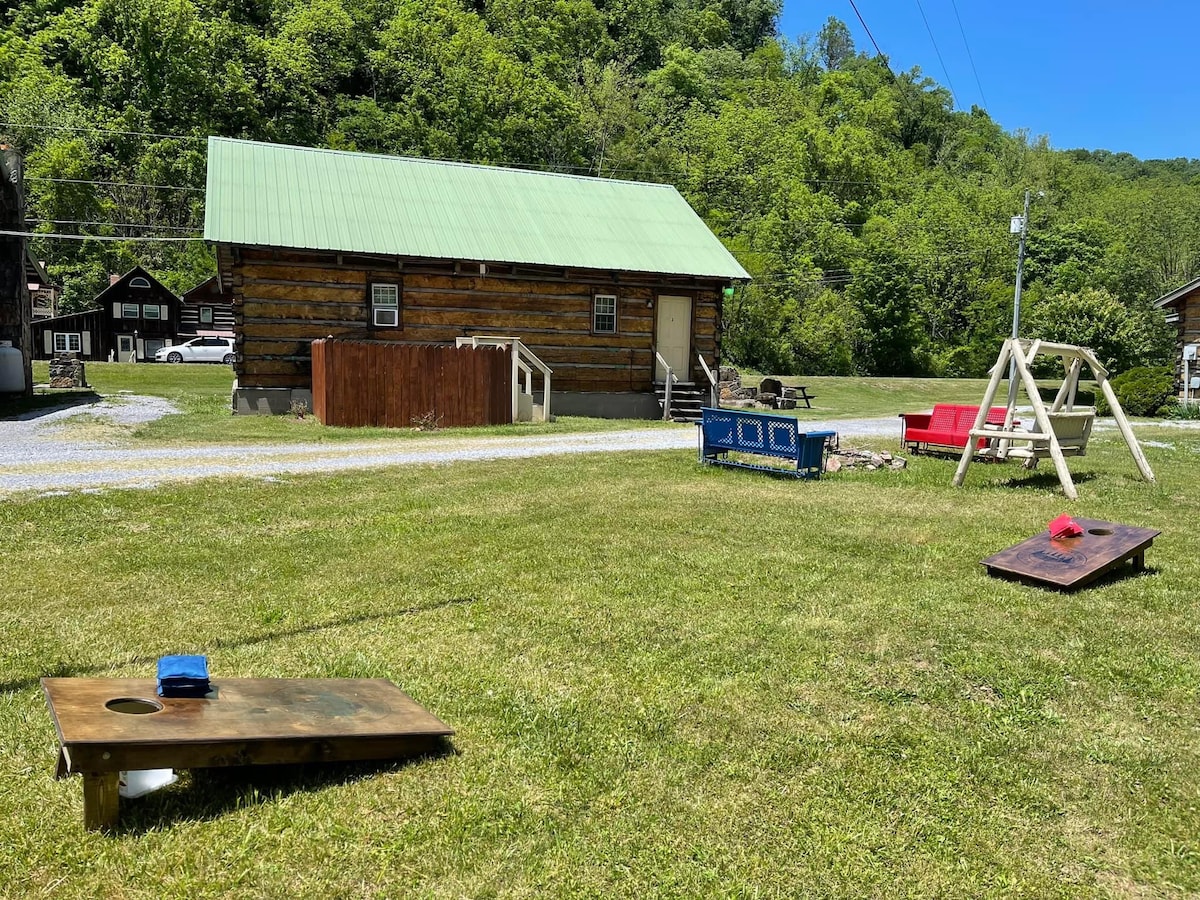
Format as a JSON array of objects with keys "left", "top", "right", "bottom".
[
  {"left": 696, "top": 352, "right": 717, "bottom": 408},
  {"left": 654, "top": 351, "right": 678, "bottom": 421},
  {"left": 455, "top": 335, "right": 552, "bottom": 423}
]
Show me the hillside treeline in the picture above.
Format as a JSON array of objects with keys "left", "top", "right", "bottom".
[{"left": 1, "top": 2, "right": 1194, "bottom": 376}]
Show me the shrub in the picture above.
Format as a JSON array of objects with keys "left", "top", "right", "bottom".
[{"left": 1096, "top": 366, "right": 1174, "bottom": 417}]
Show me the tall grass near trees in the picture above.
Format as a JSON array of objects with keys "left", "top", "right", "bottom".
[{"left": 2, "top": 426, "right": 1198, "bottom": 896}]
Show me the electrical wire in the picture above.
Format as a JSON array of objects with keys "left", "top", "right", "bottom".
[
  {"left": 914, "top": 0, "right": 960, "bottom": 109},
  {"left": 948, "top": 0, "right": 989, "bottom": 109},
  {"left": 4, "top": 229, "right": 202, "bottom": 242},
  {"left": 25, "top": 176, "right": 204, "bottom": 193},
  {"left": 847, "top": 0, "right": 888, "bottom": 59},
  {"left": 0, "top": 121, "right": 206, "bottom": 142},
  {"left": 28, "top": 219, "right": 201, "bottom": 232}
]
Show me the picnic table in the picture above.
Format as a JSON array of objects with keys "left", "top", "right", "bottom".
[{"left": 794, "top": 386, "right": 815, "bottom": 408}]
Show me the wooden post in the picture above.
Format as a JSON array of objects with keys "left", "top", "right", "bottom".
[
  {"left": 1083, "top": 348, "right": 1155, "bottom": 483},
  {"left": 1015, "top": 342, "right": 1078, "bottom": 500},
  {"left": 82, "top": 772, "right": 120, "bottom": 831},
  {"left": 954, "top": 340, "right": 1011, "bottom": 487}
]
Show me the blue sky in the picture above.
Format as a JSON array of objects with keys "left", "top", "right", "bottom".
[{"left": 778, "top": 2, "right": 1200, "bottom": 161}]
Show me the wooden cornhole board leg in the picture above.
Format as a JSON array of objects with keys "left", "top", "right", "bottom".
[{"left": 82, "top": 772, "right": 120, "bottom": 831}]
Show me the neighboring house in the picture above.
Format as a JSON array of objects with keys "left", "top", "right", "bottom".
[
  {"left": 203, "top": 137, "right": 749, "bottom": 416},
  {"left": 1153, "top": 276, "right": 1200, "bottom": 399},
  {"left": 32, "top": 266, "right": 181, "bottom": 362},
  {"left": 26, "top": 250, "right": 60, "bottom": 319},
  {"left": 180, "top": 275, "right": 235, "bottom": 337}
]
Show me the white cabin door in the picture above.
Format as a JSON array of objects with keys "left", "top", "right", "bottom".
[{"left": 655, "top": 295, "right": 692, "bottom": 381}]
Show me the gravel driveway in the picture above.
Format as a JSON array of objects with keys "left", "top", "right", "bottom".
[{"left": 0, "top": 395, "right": 907, "bottom": 497}]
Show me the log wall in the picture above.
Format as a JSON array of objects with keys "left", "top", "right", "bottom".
[{"left": 225, "top": 247, "right": 725, "bottom": 392}]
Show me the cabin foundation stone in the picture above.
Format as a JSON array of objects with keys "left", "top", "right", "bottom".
[{"left": 233, "top": 383, "right": 313, "bottom": 416}]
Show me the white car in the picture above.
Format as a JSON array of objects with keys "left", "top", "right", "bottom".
[{"left": 156, "top": 337, "right": 235, "bottom": 365}]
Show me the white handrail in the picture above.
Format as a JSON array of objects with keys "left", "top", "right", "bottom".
[
  {"left": 456, "top": 335, "right": 553, "bottom": 422},
  {"left": 696, "top": 352, "right": 717, "bottom": 408},
  {"left": 654, "top": 351, "right": 677, "bottom": 421}
]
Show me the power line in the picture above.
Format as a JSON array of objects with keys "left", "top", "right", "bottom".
[
  {"left": 0, "top": 121, "right": 206, "bottom": 142},
  {"left": 28, "top": 219, "right": 201, "bottom": 232},
  {"left": 847, "top": 0, "right": 887, "bottom": 59},
  {"left": 913, "top": 0, "right": 960, "bottom": 109},
  {"left": 25, "top": 176, "right": 204, "bottom": 193},
  {"left": 5, "top": 229, "right": 202, "bottom": 242},
  {"left": 948, "top": 0, "right": 989, "bottom": 109}
]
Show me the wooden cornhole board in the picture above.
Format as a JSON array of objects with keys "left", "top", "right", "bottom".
[
  {"left": 42, "top": 677, "right": 454, "bottom": 830},
  {"left": 982, "top": 518, "right": 1159, "bottom": 590}
]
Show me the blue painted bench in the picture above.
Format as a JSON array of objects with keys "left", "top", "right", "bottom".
[{"left": 697, "top": 407, "right": 837, "bottom": 479}]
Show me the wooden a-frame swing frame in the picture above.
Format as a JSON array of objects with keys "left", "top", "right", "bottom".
[{"left": 951, "top": 338, "right": 1155, "bottom": 500}]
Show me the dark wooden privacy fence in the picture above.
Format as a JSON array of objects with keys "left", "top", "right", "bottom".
[{"left": 311, "top": 340, "right": 512, "bottom": 428}]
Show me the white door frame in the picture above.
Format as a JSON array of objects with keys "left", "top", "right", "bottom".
[{"left": 655, "top": 295, "right": 692, "bottom": 381}]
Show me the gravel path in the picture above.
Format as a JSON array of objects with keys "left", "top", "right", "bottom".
[{"left": 0, "top": 395, "right": 906, "bottom": 497}]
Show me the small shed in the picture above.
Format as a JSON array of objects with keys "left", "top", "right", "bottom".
[{"left": 0, "top": 145, "right": 31, "bottom": 394}]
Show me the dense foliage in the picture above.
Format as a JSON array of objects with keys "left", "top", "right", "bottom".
[
  {"left": 1095, "top": 365, "right": 1176, "bottom": 417},
  {"left": 1, "top": 4, "right": 1193, "bottom": 375}
]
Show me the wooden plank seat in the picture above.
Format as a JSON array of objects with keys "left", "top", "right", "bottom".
[
  {"left": 698, "top": 407, "right": 836, "bottom": 479},
  {"left": 969, "top": 407, "right": 1096, "bottom": 462},
  {"left": 899, "top": 404, "right": 1011, "bottom": 454}
]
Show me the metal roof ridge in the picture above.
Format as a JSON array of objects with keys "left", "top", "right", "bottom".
[
  {"left": 206, "top": 136, "right": 680, "bottom": 191},
  {"left": 1152, "top": 274, "right": 1200, "bottom": 308}
]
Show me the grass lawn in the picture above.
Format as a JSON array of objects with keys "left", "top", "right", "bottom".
[
  {"left": 26, "top": 362, "right": 1089, "bottom": 447},
  {"left": 2, "top": 425, "right": 1199, "bottom": 897}
]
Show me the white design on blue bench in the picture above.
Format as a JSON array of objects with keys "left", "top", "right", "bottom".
[{"left": 698, "top": 407, "right": 836, "bottom": 479}]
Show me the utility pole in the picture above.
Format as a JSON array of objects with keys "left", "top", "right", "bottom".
[{"left": 1007, "top": 189, "right": 1032, "bottom": 409}]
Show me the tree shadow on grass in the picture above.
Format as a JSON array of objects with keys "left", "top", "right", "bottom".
[
  {"left": 114, "top": 739, "right": 458, "bottom": 834},
  {"left": 2, "top": 596, "right": 476, "bottom": 694}
]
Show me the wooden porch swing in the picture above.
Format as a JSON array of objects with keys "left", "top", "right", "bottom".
[{"left": 952, "top": 338, "right": 1156, "bottom": 500}]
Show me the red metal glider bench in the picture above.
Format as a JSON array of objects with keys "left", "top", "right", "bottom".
[{"left": 899, "top": 404, "right": 1012, "bottom": 455}]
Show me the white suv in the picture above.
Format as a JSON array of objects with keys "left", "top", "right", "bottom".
[{"left": 155, "top": 337, "right": 236, "bottom": 365}]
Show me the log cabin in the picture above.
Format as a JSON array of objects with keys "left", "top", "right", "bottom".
[
  {"left": 203, "top": 137, "right": 750, "bottom": 417},
  {"left": 1153, "top": 277, "right": 1200, "bottom": 401},
  {"left": 180, "top": 275, "right": 235, "bottom": 338},
  {"left": 32, "top": 266, "right": 181, "bottom": 362}
]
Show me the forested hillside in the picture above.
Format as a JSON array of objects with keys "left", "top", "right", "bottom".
[{"left": 2, "top": 1, "right": 1195, "bottom": 375}]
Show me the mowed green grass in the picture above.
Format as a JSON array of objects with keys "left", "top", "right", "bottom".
[
  {"left": 2, "top": 427, "right": 1199, "bottom": 897},
  {"left": 26, "top": 361, "right": 1064, "bottom": 446}
]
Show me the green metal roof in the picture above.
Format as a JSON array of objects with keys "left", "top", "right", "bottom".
[{"left": 204, "top": 138, "right": 749, "bottom": 281}]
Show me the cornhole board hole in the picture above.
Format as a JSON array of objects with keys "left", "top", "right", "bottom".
[
  {"left": 42, "top": 678, "right": 454, "bottom": 830},
  {"left": 981, "top": 518, "right": 1159, "bottom": 590}
]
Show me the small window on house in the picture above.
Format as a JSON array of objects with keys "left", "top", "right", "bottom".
[
  {"left": 199, "top": 306, "right": 214, "bottom": 324},
  {"left": 122, "top": 303, "right": 140, "bottom": 318},
  {"left": 372, "top": 283, "right": 400, "bottom": 327},
  {"left": 142, "top": 304, "right": 161, "bottom": 319},
  {"left": 130, "top": 277, "right": 151, "bottom": 289},
  {"left": 53, "top": 333, "right": 81, "bottom": 353},
  {"left": 593, "top": 294, "right": 617, "bottom": 334}
]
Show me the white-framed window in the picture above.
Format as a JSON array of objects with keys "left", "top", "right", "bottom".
[
  {"left": 143, "top": 304, "right": 161, "bottom": 320},
  {"left": 130, "top": 276, "right": 151, "bottom": 289},
  {"left": 122, "top": 303, "right": 140, "bottom": 318},
  {"left": 199, "top": 306, "right": 214, "bottom": 324},
  {"left": 593, "top": 294, "right": 617, "bottom": 334},
  {"left": 372, "top": 283, "right": 400, "bottom": 327},
  {"left": 53, "top": 332, "right": 81, "bottom": 353}
]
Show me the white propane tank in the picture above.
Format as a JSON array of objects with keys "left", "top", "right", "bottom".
[{"left": 0, "top": 341, "right": 25, "bottom": 393}]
